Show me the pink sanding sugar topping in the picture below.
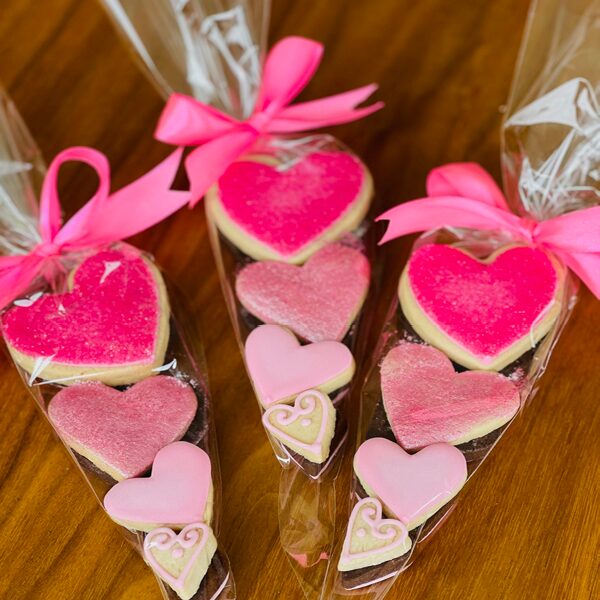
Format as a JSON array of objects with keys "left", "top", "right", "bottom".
[
  {"left": 218, "top": 152, "right": 365, "bottom": 256},
  {"left": 407, "top": 244, "right": 559, "bottom": 360},
  {"left": 236, "top": 243, "right": 370, "bottom": 342},
  {"left": 381, "top": 343, "right": 520, "bottom": 450},
  {"left": 1, "top": 248, "right": 163, "bottom": 366},
  {"left": 48, "top": 376, "right": 197, "bottom": 479}
]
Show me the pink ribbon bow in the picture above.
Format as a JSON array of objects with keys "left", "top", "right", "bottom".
[
  {"left": 377, "top": 162, "right": 600, "bottom": 298},
  {"left": 155, "top": 36, "right": 383, "bottom": 205},
  {"left": 0, "top": 146, "right": 188, "bottom": 310}
]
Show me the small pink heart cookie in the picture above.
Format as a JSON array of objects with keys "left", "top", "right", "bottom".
[
  {"left": 236, "top": 243, "right": 370, "bottom": 342},
  {"left": 354, "top": 438, "right": 467, "bottom": 530},
  {"left": 338, "top": 497, "right": 411, "bottom": 572},
  {"left": 244, "top": 324, "right": 355, "bottom": 408},
  {"left": 1, "top": 247, "right": 170, "bottom": 385},
  {"left": 144, "top": 523, "right": 217, "bottom": 600},
  {"left": 206, "top": 152, "right": 373, "bottom": 263},
  {"left": 381, "top": 343, "right": 520, "bottom": 450},
  {"left": 48, "top": 376, "right": 198, "bottom": 481},
  {"left": 399, "top": 244, "right": 563, "bottom": 371},
  {"left": 104, "top": 441, "right": 213, "bottom": 532},
  {"left": 262, "top": 390, "right": 336, "bottom": 464}
]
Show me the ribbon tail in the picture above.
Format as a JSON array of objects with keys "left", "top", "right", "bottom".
[
  {"left": 270, "top": 85, "right": 383, "bottom": 131},
  {"left": 0, "top": 255, "right": 45, "bottom": 310},
  {"left": 56, "top": 149, "right": 189, "bottom": 248},
  {"left": 556, "top": 251, "right": 600, "bottom": 299},
  {"left": 376, "top": 197, "right": 525, "bottom": 245},
  {"left": 185, "top": 130, "right": 257, "bottom": 207}
]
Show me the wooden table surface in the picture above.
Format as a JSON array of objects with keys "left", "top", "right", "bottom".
[{"left": 0, "top": 1, "right": 598, "bottom": 599}]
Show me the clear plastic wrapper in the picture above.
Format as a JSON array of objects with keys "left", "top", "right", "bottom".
[
  {"left": 323, "top": 0, "right": 599, "bottom": 597},
  {"left": 101, "top": 2, "right": 383, "bottom": 598},
  {"left": 0, "top": 88, "right": 235, "bottom": 600}
]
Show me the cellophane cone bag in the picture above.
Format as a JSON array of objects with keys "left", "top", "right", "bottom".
[
  {"left": 0, "top": 87, "right": 235, "bottom": 600},
  {"left": 101, "top": 1, "right": 382, "bottom": 598},
  {"left": 323, "top": 0, "right": 599, "bottom": 597}
]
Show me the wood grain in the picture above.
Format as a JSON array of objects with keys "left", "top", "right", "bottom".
[{"left": 0, "top": 1, "right": 598, "bottom": 599}]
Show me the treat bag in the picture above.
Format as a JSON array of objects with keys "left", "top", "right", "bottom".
[
  {"left": 0, "top": 88, "right": 235, "bottom": 600},
  {"left": 323, "top": 0, "right": 599, "bottom": 597},
  {"left": 101, "top": 2, "right": 383, "bottom": 597}
]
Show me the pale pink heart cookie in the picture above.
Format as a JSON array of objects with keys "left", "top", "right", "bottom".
[
  {"left": 236, "top": 243, "right": 370, "bottom": 342},
  {"left": 399, "top": 244, "right": 562, "bottom": 371},
  {"left": 244, "top": 324, "right": 355, "bottom": 408},
  {"left": 354, "top": 438, "right": 467, "bottom": 530},
  {"left": 262, "top": 390, "right": 336, "bottom": 464},
  {"left": 1, "top": 247, "right": 170, "bottom": 385},
  {"left": 144, "top": 523, "right": 217, "bottom": 600},
  {"left": 206, "top": 152, "right": 373, "bottom": 263},
  {"left": 381, "top": 343, "right": 520, "bottom": 450},
  {"left": 104, "top": 441, "right": 213, "bottom": 532},
  {"left": 48, "top": 376, "right": 198, "bottom": 481},
  {"left": 338, "top": 497, "right": 411, "bottom": 572}
]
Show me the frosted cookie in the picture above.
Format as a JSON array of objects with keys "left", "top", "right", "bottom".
[
  {"left": 338, "top": 497, "right": 411, "bottom": 572},
  {"left": 262, "top": 389, "right": 336, "bottom": 464},
  {"left": 236, "top": 243, "right": 370, "bottom": 342},
  {"left": 381, "top": 343, "right": 520, "bottom": 450},
  {"left": 104, "top": 441, "right": 213, "bottom": 532},
  {"left": 205, "top": 152, "right": 373, "bottom": 263},
  {"left": 244, "top": 324, "right": 355, "bottom": 408},
  {"left": 1, "top": 247, "right": 170, "bottom": 385},
  {"left": 48, "top": 377, "right": 197, "bottom": 481},
  {"left": 353, "top": 438, "right": 467, "bottom": 530},
  {"left": 144, "top": 523, "right": 217, "bottom": 600},
  {"left": 398, "top": 244, "right": 563, "bottom": 371}
]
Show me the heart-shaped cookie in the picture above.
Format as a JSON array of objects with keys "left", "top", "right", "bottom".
[
  {"left": 399, "top": 244, "right": 562, "bottom": 371},
  {"left": 144, "top": 523, "right": 217, "bottom": 600},
  {"left": 206, "top": 152, "right": 372, "bottom": 263},
  {"left": 104, "top": 441, "right": 213, "bottom": 532},
  {"left": 244, "top": 324, "right": 355, "bottom": 408},
  {"left": 236, "top": 243, "right": 370, "bottom": 342},
  {"left": 381, "top": 343, "right": 519, "bottom": 450},
  {"left": 354, "top": 438, "right": 467, "bottom": 530},
  {"left": 1, "top": 247, "right": 170, "bottom": 385},
  {"left": 262, "top": 390, "right": 336, "bottom": 464},
  {"left": 338, "top": 497, "right": 411, "bottom": 572},
  {"left": 48, "top": 376, "right": 198, "bottom": 480}
]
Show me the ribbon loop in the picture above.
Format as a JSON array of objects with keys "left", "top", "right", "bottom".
[
  {"left": 377, "top": 163, "right": 600, "bottom": 299},
  {"left": 155, "top": 35, "right": 383, "bottom": 206},
  {"left": 0, "top": 146, "right": 188, "bottom": 310}
]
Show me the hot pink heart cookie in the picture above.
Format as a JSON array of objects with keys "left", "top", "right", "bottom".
[
  {"left": 1, "top": 247, "right": 170, "bottom": 385},
  {"left": 354, "top": 438, "right": 467, "bottom": 530},
  {"left": 236, "top": 243, "right": 370, "bottom": 342},
  {"left": 48, "top": 376, "right": 198, "bottom": 481},
  {"left": 381, "top": 343, "right": 520, "bottom": 450},
  {"left": 144, "top": 523, "right": 217, "bottom": 600},
  {"left": 399, "top": 244, "right": 562, "bottom": 371},
  {"left": 207, "top": 152, "right": 372, "bottom": 263},
  {"left": 104, "top": 441, "right": 213, "bottom": 532},
  {"left": 245, "top": 324, "right": 355, "bottom": 408}
]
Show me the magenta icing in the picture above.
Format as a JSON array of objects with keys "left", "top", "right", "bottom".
[
  {"left": 244, "top": 324, "right": 354, "bottom": 407},
  {"left": 104, "top": 441, "right": 211, "bottom": 527},
  {"left": 381, "top": 343, "right": 520, "bottom": 449},
  {"left": 144, "top": 523, "right": 211, "bottom": 592},
  {"left": 236, "top": 243, "right": 370, "bottom": 342},
  {"left": 406, "top": 244, "right": 559, "bottom": 361},
  {"left": 354, "top": 438, "right": 467, "bottom": 526},
  {"left": 218, "top": 152, "right": 365, "bottom": 256},
  {"left": 48, "top": 376, "right": 197, "bottom": 479},
  {"left": 1, "top": 248, "right": 163, "bottom": 367}
]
